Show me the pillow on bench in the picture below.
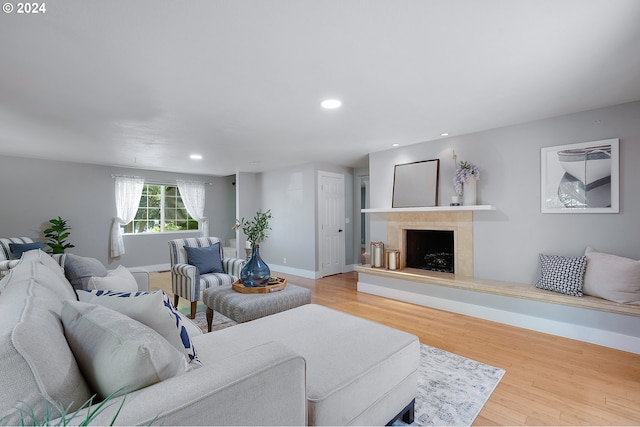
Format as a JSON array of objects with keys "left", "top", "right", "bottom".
[
  {"left": 583, "top": 247, "right": 640, "bottom": 305},
  {"left": 536, "top": 253, "right": 587, "bottom": 297}
]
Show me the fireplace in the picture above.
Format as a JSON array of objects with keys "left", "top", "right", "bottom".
[
  {"left": 384, "top": 210, "right": 473, "bottom": 276},
  {"left": 406, "top": 230, "right": 455, "bottom": 273}
]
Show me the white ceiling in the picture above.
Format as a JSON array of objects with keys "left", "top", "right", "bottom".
[{"left": 1, "top": 0, "right": 639, "bottom": 176}]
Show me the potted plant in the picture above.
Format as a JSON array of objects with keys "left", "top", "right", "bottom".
[
  {"left": 454, "top": 161, "right": 480, "bottom": 205},
  {"left": 44, "top": 216, "right": 75, "bottom": 254},
  {"left": 233, "top": 210, "right": 272, "bottom": 287}
]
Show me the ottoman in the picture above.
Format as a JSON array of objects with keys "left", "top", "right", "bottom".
[
  {"left": 202, "top": 283, "right": 312, "bottom": 329},
  {"left": 196, "top": 304, "right": 420, "bottom": 425}
]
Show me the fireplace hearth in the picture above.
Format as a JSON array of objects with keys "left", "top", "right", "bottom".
[{"left": 406, "top": 230, "right": 455, "bottom": 273}]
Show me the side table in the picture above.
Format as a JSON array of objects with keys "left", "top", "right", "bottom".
[{"left": 202, "top": 283, "right": 312, "bottom": 331}]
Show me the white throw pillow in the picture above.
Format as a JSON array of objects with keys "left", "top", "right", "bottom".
[
  {"left": 77, "top": 290, "right": 201, "bottom": 364},
  {"left": 88, "top": 265, "right": 138, "bottom": 292},
  {"left": 583, "top": 247, "right": 640, "bottom": 304},
  {"left": 60, "top": 300, "right": 191, "bottom": 399}
]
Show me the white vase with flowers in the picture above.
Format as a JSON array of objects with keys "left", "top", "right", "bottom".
[{"left": 454, "top": 161, "right": 480, "bottom": 205}]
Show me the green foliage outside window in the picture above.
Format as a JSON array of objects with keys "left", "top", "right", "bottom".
[{"left": 122, "top": 184, "right": 199, "bottom": 234}]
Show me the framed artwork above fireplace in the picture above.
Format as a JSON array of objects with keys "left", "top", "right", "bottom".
[{"left": 392, "top": 159, "right": 440, "bottom": 208}]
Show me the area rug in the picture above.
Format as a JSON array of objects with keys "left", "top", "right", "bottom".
[
  {"left": 413, "top": 344, "right": 504, "bottom": 426},
  {"left": 191, "top": 311, "right": 505, "bottom": 426}
]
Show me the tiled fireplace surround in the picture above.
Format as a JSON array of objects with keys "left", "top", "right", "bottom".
[{"left": 385, "top": 210, "right": 473, "bottom": 276}]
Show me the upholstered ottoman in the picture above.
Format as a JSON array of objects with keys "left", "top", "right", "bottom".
[
  {"left": 202, "top": 283, "right": 312, "bottom": 329},
  {"left": 194, "top": 304, "right": 420, "bottom": 425}
]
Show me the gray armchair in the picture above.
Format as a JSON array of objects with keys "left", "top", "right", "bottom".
[{"left": 168, "top": 237, "right": 245, "bottom": 318}]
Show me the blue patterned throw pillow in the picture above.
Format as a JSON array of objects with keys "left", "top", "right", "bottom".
[
  {"left": 536, "top": 254, "right": 587, "bottom": 296},
  {"left": 77, "top": 289, "right": 201, "bottom": 365}
]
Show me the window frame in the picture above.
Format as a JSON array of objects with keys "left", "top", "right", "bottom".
[{"left": 122, "top": 183, "right": 200, "bottom": 235}]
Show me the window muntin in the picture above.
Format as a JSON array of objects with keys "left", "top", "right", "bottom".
[{"left": 123, "top": 184, "right": 199, "bottom": 234}]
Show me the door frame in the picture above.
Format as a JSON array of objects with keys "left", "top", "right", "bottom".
[{"left": 317, "top": 171, "right": 345, "bottom": 277}]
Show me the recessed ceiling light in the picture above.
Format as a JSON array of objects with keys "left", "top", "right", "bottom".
[
  {"left": 190, "top": 154, "right": 203, "bottom": 160},
  {"left": 441, "top": 133, "right": 449, "bottom": 137},
  {"left": 392, "top": 143, "right": 400, "bottom": 147},
  {"left": 321, "top": 99, "right": 342, "bottom": 109}
]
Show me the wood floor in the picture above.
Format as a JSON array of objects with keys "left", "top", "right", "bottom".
[{"left": 151, "top": 271, "right": 640, "bottom": 426}]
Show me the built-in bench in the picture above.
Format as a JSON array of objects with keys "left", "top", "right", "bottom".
[
  {"left": 357, "top": 265, "right": 640, "bottom": 317},
  {"left": 356, "top": 265, "right": 640, "bottom": 354}
]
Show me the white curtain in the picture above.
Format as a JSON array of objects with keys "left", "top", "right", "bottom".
[
  {"left": 177, "top": 180, "right": 208, "bottom": 237},
  {"left": 110, "top": 176, "right": 144, "bottom": 257}
]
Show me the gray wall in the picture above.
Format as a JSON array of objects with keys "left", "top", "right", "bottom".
[
  {"left": 235, "top": 171, "right": 260, "bottom": 255},
  {"left": 256, "top": 162, "right": 355, "bottom": 277},
  {"left": 0, "top": 156, "right": 235, "bottom": 269},
  {"left": 0, "top": 155, "right": 355, "bottom": 276},
  {"left": 369, "top": 101, "right": 640, "bottom": 284}
]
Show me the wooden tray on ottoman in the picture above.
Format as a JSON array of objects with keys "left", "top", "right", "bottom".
[{"left": 232, "top": 277, "right": 287, "bottom": 293}]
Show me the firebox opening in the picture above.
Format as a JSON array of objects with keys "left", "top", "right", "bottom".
[{"left": 406, "top": 230, "right": 454, "bottom": 273}]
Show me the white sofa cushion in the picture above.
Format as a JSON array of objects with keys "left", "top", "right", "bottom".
[
  {"left": 63, "top": 254, "right": 108, "bottom": 290},
  {"left": 584, "top": 247, "right": 640, "bottom": 304},
  {"left": 0, "top": 258, "right": 91, "bottom": 425},
  {"left": 88, "top": 265, "right": 138, "bottom": 292},
  {"left": 61, "top": 300, "right": 191, "bottom": 399},
  {"left": 20, "top": 249, "right": 77, "bottom": 299},
  {"left": 77, "top": 290, "right": 201, "bottom": 364}
]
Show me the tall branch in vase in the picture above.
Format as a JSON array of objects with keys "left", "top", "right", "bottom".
[{"left": 233, "top": 210, "right": 272, "bottom": 287}]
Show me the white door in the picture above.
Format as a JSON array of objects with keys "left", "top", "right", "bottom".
[{"left": 318, "top": 171, "right": 345, "bottom": 277}]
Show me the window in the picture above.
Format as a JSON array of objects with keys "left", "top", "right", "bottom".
[{"left": 123, "top": 184, "right": 199, "bottom": 234}]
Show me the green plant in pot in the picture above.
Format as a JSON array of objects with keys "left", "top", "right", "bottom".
[
  {"left": 233, "top": 210, "right": 272, "bottom": 287},
  {"left": 44, "top": 216, "right": 75, "bottom": 254}
]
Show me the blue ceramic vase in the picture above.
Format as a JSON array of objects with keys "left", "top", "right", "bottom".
[{"left": 240, "top": 244, "right": 270, "bottom": 287}]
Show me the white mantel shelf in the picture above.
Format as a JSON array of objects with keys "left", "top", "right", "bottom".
[{"left": 361, "top": 205, "right": 495, "bottom": 213}]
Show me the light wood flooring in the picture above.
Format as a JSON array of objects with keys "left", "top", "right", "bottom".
[{"left": 150, "top": 271, "right": 640, "bottom": 426}]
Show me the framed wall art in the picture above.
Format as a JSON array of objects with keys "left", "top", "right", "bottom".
[
  {"left": 541, "top": 138, "right": 619, "bottom": 213},
  {"left": 392, "top": 159, "right": 440, "bottom": 208}
]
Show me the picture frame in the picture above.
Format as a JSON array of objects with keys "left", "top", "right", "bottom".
[
  {"left": 392, "top": 159, "right": 440, "bottom": 208},
  {"left": 541, "top": 138, "right": 619, "bottom": 213}
]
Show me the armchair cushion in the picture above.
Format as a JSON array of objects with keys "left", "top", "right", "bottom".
[
  {"left": 61, "top": 300, "right": 191, "bottom": 399},
  {"left": 185, "top": 243, "right": 224, "bottom": 275},
  {"left": 9, "top": 241, "right": 43, "bottom": 258}
]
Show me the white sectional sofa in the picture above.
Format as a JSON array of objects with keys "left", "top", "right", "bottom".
[{"left": 0, "top": 250, "right": 419, "bottom": 426}]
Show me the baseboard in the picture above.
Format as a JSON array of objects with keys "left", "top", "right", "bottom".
[
  {"left": 139, "top": 263, "right": 171, "bottom": 272},
  {"left": 358, "top": 280, "right": 640, "bottom": 355},
  {"left": 269, "top": 264, "right": 317, "bottom": 279},
  {"left": 270, "top": 263, "right": 357, "bottom": 279}
]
